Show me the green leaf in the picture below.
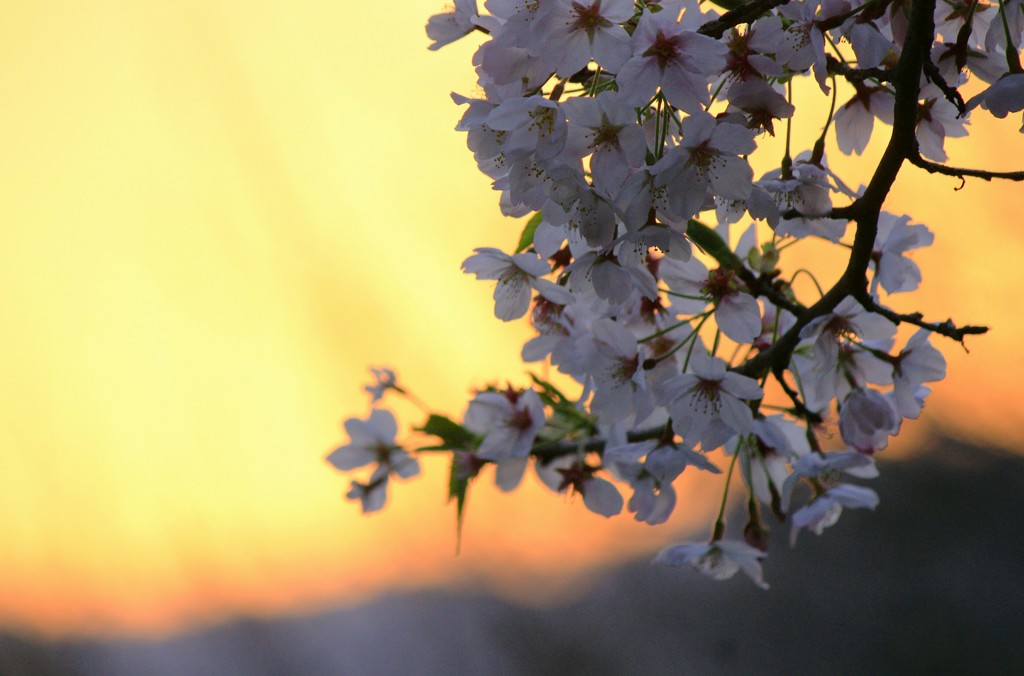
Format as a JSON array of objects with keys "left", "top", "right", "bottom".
[
  {"left": 448, "top": 456, "right": 470, "bottom": 555},
  {"left": 416, "top": 414, "right": 476, "bottom": 451},
  {"left": 686, "top": 219, "right": 745, "bottom": 271},
  {"left": 528, "top": 372, "right": 571, "bottom": 406},
  {"left": 528, "top": 373, "right": 595, "bottom": 432},
  {"left": 516, "top": 212, "right": 543, "bottom": 253}
]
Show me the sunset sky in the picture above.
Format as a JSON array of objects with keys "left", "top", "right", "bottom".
[{"left": 1, "top": 1, "right": 1022, "bottom": 637}]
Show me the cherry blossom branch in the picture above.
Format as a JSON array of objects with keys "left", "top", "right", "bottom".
[
  {"left": 328, "top": 0, "right": 1018, "bottom": 587},
  {"left": 737, "top": 0, "right": 937, "bottom": 380}
]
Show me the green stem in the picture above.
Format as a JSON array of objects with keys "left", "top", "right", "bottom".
[
  {"left": 790, "top": 268, "right": 826, "bottom": 297},
  {"left": 711, "top": 449, "right": 742, "bottom": 542},
  {"left": 638, "top": 319, "right": 693, "bottom": 343},
  {"left": 681, "top": 312, "right": 714, "bottom": 371}
]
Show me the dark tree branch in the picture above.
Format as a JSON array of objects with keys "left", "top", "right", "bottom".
[
  {"left": 736, "top": 0, "right": 938, "bottom": 381},
  {"left": 744, "top": 272, "right": 806, "bottom": 316},
  {"left": 907, "top": 152, "right": 1024, "bottom": 182},
  {"left": 855, "top": 296, "right": 989, "bottom": 342},
  {"left": 779, "top": 204, "right": 859, "bottom": 221},
  {"left": 922, "top": 59, "right": 967, "bottom": 116},
  {"left": 698, "top": 0, "right": 791, "bottom": 39},
  {"left": 772, "top": 365, "right": 823, "bottom": 423},
  {"left": 825, "top": 55, "right": 893, "bottom": 83},
  {"left": 530, "top": 425, "right": 665, "bottom": 463}
]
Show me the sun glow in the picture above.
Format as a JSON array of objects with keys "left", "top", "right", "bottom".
[{"left": 0, "top": 1, "right": 1022, "bottom": 638}]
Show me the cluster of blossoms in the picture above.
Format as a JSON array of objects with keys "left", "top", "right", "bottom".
[{"left": 328, "top": 0, "right": 1021, "bottom": 588}]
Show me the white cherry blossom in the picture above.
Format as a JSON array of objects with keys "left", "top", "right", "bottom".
[
  {"left": 967, "top": 73, "right": 1024, "bottom": 132},
  {"left": 328, "top": 409, "right": 405, "bottom": 472},
  {"left": 536, "top": 0, "right": 634, "bottom": 77},
  {"left": 838, "top": 388, "right": 901, "bottom": 454},
  {"left": 346, "top": 467, "right": 390, "bottom": 513},
  {"left": 655, "top": 539, "right": 769, "bottom": 589},
  {"left": 551, "top": 459, "right": 625, "bottom": 517},
  {"left": 775, "top": 0, "right": 849, "bottom": 92},
  {"left": 726, "top": 78, "right": 795, "bottom": 137},
  {"left": 562, "top": 91, "right": 648, "bottom": 195},
  {"left": 834, "top": 85, "right": 895, "bottom": 156},
  {"left": 790, "top": 483, "right": 879, "bottom": 544},
  {"left": 615, "top": 7, "right": 728, "bottom": 114},
  {"left": 781, "top": 450, "right": 878, "bottom": 512},
  {"left": 916, "top": 84, "right": 970, "bottom": 162},
  {"left": 363, "top": 367, "right": 399, "bottom": 403},
  {"left": 870, "top": 212, "right": 934, "bottom": 295},
  {"left": 462, "top": 247, "right": 572, "bottom": 321},
  {"left": 486, "top": 96, "right": 569, "bottom": 163},
  {"left": 328, "top": 410, "right": 419, "bottom": 513},
  {"left": 464, "top": 387, "right": 547, "bottom": 462},
  {"left": 426, "top": 0, "right": 480, "bottom": 50},
  {"left": 661, "top": 350, "right": 763, "bottom": 450},
  {"left": 891, "top": 329, "right": 946, "bottom": 418},
  {"left": 800, "top": 296, "right": 897, "bottom": 372},
  {"left": 653, "top": 112, "right": 756, "bottom": 221}
]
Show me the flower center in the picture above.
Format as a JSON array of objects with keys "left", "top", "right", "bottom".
[
  {"left": 592, "top": 116, "right": 623, "bottom": 150},
  {"left": 508, "top": 406, "right": 535, "bottom": 431},
  {"left": 374, "top": 442, "right": 394, "bottom": 463},
  {"left": 692, "top": 379, "right": 722, "bottom": 414},
  {"left": 823, "top": 315, "right": 856, "bottom": 340},
  {"left": 613, "top": 354, "right": 641, "bottom": 383},
  {"left": 688, "top": 140, "right": 718, "bottom": 171},
  {"left": 644, "top": 31, "right": 681, "bottom": 70},
  {"left": 557, "top": 461, "right": 596, "bottom": 493},
  {"left": 702, "top": 267, "right": 740, "bottom": 301},
  {"left": 726, "top": 29, "right": 758, "bottom": 80},
  {"left": 571, "top": 2, "right": 611, "bottom": 38}
]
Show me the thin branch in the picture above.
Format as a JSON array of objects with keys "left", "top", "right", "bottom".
[
  {"left": 922, "top": 59, "right": 967, "bottom": 116},
  {"left": 531, "top": 425, "right": 665, "bottom": 463},
  {"left": 825, "top": 55, "right": 893, "bottom": 83},
  {"left": 855, "top": 295, "right": 990, "bottom": 342},
  {"left": 698, "top": 0, "right": 791, "bottom": 39},
  {"left": 907, "top": 152, "right": 1024, "bottom": 182},
  {"left": 778, "top": 204, "right": 858, "bottom": 221},
  {"left": 772, "top": 365, "right": 822, "bottom": 423},
  {"left": 745, "top": 272, "right": 806, "bottom": 316}
]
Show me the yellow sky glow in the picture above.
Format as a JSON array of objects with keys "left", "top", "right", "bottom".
[{"left": 0, "top": 1, "right": 1022, "bottom": 637}]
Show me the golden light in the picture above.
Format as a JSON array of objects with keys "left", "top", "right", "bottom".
[{"left": 0, "top": 1, "right": 1021, "bottom": 638}]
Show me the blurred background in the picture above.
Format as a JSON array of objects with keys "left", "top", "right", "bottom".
[{"left": 0, "top": 1, "right": 1022, "bottom": 673}]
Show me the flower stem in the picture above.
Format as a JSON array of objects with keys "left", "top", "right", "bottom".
[{"left": 712, "top": 449, "right": 741, "bottom": 542}]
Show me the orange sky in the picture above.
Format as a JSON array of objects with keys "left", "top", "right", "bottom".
[{"left": 0, "top": 1, "right": 1022, "bottom": 638}]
